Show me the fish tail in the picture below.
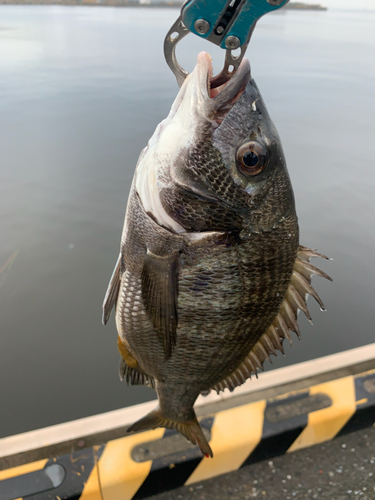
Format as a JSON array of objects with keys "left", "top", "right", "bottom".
[{"left": 127, "top": 407, "right": 213, "bottom": 458}]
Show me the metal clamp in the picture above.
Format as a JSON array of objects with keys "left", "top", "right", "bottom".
[
  {"left": 164, "top": 17, "right": 190, "bottom": 88},
  {"left": 164, "top": 0, "right": 288, "bottom": 88}
]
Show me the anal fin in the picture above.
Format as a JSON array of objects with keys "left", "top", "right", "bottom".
[
  {"left": 141, "top": 250, "right": 179, "bottom": 360},
  {"left": 117, "top": 335, "right": 138, "bottom": 368},
  {"left": 117, "top": 336, "right": 155, "bottom": 388},
  {"left": 209, "top": 245, "right": 332, "bottom": 395},
  {"left": 119, "top": 358, "right": 155, "bottom": 388}
]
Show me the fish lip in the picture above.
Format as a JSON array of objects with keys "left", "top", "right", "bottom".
[{"left": 195, "top": 51, "right": 251, "bottom": 118}]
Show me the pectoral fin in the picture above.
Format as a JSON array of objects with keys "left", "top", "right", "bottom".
[
  {"left": 102, "top": 253, "right": 121, "bottom": 325},
  {"left": 141, "top": 250, "right": 179, "bottom": 360}
]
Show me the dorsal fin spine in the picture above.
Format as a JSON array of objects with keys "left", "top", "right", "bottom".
[{"left": 208, "top": 245, "right": 332, "bottom": 395}]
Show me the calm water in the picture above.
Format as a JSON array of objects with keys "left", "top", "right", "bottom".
[{"left": 0, "top": 6, "right": 374, "bottom": 438}]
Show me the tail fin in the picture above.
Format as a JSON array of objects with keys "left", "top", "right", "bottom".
[{"left": 127, "top": 408, "right": 213, "bottom": 458}]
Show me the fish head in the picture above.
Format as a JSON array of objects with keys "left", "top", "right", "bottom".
[{"left": 137, "top": 52, "right": 296, "bottom": 235}]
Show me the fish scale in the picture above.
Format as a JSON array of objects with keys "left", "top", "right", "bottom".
[{"left": 103, "top": 53, "right": 331, "bottom": 457}]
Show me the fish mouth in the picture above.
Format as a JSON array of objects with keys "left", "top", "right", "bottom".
[{"left": 195, "top": 51, "right": 251, "bottom": 120}]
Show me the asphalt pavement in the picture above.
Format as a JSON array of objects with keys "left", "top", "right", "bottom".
[{"left": 151, "top": 427, "right": 375, "bottom": 500}]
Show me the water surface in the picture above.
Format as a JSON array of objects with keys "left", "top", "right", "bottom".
[{"left": 0, "top": 6, "right": 374, "bottom": 438}]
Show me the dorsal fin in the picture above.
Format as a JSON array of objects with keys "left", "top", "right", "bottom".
[{"left": 209, "top": 245, "right": 332, "bottom": 395}]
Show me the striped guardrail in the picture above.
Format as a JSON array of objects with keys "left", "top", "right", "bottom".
[{"left": 1, "top": 344, "right": 375, "bottom": 500}]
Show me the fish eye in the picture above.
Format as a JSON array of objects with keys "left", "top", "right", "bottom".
[{"left": 236, "top": 141, "right": 267, "bottom": 176}]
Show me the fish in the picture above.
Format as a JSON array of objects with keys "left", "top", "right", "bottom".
[{"left": 102, "top": 52, "right": 331, "bottom": 458}]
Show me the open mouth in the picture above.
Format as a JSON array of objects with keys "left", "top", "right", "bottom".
[
  {"left": 167, "top": 52, "right": 250, "bottom": 128},
  {"left": 197, "top": 51, "right": 250, "bottom": 101},
  {"left": 205, "top": 53, "right": 228, "bottom": 99}
]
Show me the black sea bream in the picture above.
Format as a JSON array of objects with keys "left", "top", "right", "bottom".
[{"left": 103, "top": 52, "right": 331, "bottom": 457}]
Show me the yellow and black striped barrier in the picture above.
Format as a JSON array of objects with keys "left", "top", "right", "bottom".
[{"left": 1, "top": 368, "right": 375, "bottom": 500}]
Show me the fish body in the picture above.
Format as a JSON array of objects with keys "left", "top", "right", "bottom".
[{"left": 103, "top": 53, "right": 330, "bottom": 456}]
